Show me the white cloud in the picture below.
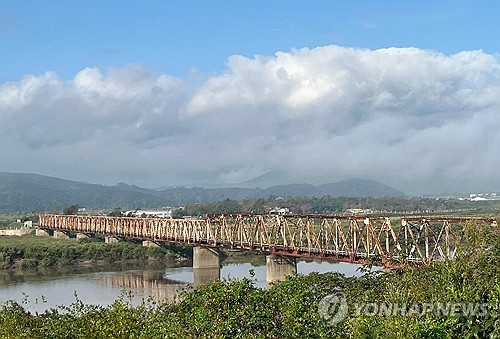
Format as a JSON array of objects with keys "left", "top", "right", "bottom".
[{"left": 1, "top": 46, "right": 500, "bottom": 193}]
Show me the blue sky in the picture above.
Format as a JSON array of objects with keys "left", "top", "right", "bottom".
[
  {"left": 2, "top": 1, "right": 498, "bottom": 82},
  {"left": 1, "top": 1, "right": 500, "bottom": 194}
]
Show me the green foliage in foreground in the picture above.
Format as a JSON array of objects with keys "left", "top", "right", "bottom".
[
  {"left": 0, "top": 237, "right": 178, "bottom": 269},
  {"left": 1, "top": 222, "right": 499, "bottom": 338}
]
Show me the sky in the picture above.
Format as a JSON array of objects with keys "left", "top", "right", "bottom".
[{"left": 1, "top": 0, "right": 500, "bottom": 194}]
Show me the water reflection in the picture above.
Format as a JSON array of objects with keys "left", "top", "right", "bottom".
[
  {"left": 98, "top": 270, "right": 189, "bottom": 302},
  {"left": 170, "top": 260, "right": 378, "bottom": 289},
  {"left": 0, "top": 262, "right": 167, "bottom": 286},
  {"left": 193, "top": 267, "right": 221, "bottom": 285},
  {"left": 0, "top": 258, "right": 379, "bottom": 313}
]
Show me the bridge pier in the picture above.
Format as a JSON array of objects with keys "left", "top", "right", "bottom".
[
  {"left": 193, "top": 246, "right": 220, "bottom": 286},
  {"left": 53, "top": 230, "right": 69, "bottom": 239},
  {"left": 35, "top": 228, "right": 50, "bottom": 237},
  {"left": 105, "top": 236, "right": 120, "bottom": 244},
  {"left": 266, "top": 255, "right": 297, "bottom": 286}
]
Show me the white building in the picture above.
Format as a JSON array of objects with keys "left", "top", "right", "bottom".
[
  {"left": 345, "top": 208, "right": 373, "bottom": 215},
  {"left": 124, "top": 210, "right": 173, "bottom": 218},
  {"left": 269, "top": 207, "right": 291, "bottom": 215}
]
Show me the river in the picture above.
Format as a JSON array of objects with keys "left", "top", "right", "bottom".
[{"left": 0, "top": 258, "right": 378, "bottom": 313}]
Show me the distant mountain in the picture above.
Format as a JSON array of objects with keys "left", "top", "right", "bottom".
[
  {"left": 235, "top": 170, "right": 297, "bottom": 188},
  {"left": 319, "top": 178, "right": 404, "bottom": 197},
  {"left": 0, "top": 172, "right": 404, "bottom": 212},
  {"left": 155, "top": 170, "right": 296, "bottom": 190},
  {"left": 260, "top": 179, "right": 404, "bottom": 197}
]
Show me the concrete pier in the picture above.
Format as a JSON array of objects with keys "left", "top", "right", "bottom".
[
  {"left": 266, "top": 255, "right": 297, "bottom": 286},
  {"left": 193, "top": 246, "right": 220, "bottom": 286},
  {"left": 105, "top": 236, "right": 120, "bottom": 244},
  {"left": 35, "top": 229, "right": 50, "bottom": 237},
  {"left": 53, "top": 230, "right": 69, "bottom": 239},
  {"left": 142, "top": 240, "right": 160, "bottom": 248}
]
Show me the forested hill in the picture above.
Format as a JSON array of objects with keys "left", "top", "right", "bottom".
[
  {"left": 0, "top": 172, "right": 166, "bottom": 212},
  {"left": 0, "top": 172, "right": 404, "bottom": 212}
]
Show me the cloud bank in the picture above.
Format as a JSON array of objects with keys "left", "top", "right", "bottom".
[{"left": 1, "top": 46, "right": 499, "bottom": 194}]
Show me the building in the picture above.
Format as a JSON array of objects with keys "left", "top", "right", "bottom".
[
  {"left": 124, "top": 210, "right": 173, "bottom": 218},
  {"left": 345, "top": 208, "right": 372, "bottom": 215},
  {"left": 269, "top": 207, "right": 291, "bottom": 215}
]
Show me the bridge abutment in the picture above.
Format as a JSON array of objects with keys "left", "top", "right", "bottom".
[
  {"left": 105, "top": 236, "right": 120, "bottom": 244},
  {"left": 35, "top": 229, "right": 50, "bottom": 237},
  {"left": 193, "top": 246, "right": 220, "bottom": 286},
  {"left": 142, "top": 240, "right": 160, "bottom": 248},
  {"left": 53, "top": 230, "right": 69, "bottom": 239},
  {"left": 266, "top": 255, "right": 297, "bottom": 286}
]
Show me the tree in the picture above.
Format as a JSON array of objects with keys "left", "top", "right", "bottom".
[
  {"left": 63, "top": 204, "right": 80, "bottom": 215},
  {"left": 108, "top": 208, "right": 123, "bottom": 217}
]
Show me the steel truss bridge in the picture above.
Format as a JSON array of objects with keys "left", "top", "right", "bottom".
[{"left": 38, "top": 214, "right": 494, "bottom": 267}]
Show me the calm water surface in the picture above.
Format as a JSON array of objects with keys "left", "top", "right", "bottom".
[{"left": 0, "top": 259, "right": 378, "bottom": 313}]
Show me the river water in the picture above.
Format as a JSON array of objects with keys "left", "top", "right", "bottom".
[{"left": 0, "top": 259, "right": 377, "bottom": 313}]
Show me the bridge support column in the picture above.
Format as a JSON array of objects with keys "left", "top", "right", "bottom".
[
  {"left": 76, "top": 233, "right": 89, "bottom": 239},
  {"left": 105, "top": 236, "right": 120, "bottom": 244},
  {"left": 35, "top": 229, "right": 50, "bottom": 237},
  {"left": 142, "top": 240, "right": 160, "bottom": 248},
  {"left": 53, "top": 230, "right": 69, "bottom": 239},
  {"left": 266, "top": 255, "right": 297, "bottom": 286},
  {"left": 193, "top": 246, "right": 220, "bottom": 286}
]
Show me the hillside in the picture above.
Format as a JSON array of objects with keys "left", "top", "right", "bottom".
[
  {"left": 0, "top": 172, "right": 404, "bottom": 212},
  {"left": 0, "top": 173, "right": 166, "bottom": 212}
]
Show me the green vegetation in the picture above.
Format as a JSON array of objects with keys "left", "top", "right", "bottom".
[
  {"left": 0, "top": 220, "right": 498, "bottom": 338},
  {"left": 174, "top": 195, "right": 500, "bottom": 217},
  {"left": 0, "top": 237, "right": 187, "bottom": 270},
  {"left": 63, "top": 205, "right": 80, "bottom": 215}
]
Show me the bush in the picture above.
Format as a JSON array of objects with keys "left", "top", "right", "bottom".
[{"left": 0, "top": 237, "right": 178, "bottom": 270}]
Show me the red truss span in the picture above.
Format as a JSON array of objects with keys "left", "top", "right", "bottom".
[{"left": 38, "top": 214, "right": 495, "bottom": 267}]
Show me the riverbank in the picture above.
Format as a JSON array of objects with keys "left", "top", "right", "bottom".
[{"left": 0, "top": 236, "right": 190, "bottom": 270}]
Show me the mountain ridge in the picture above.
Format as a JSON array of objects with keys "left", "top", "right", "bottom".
[{"left": 0, "top": 172, "right": 404, "bottom": 212}]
